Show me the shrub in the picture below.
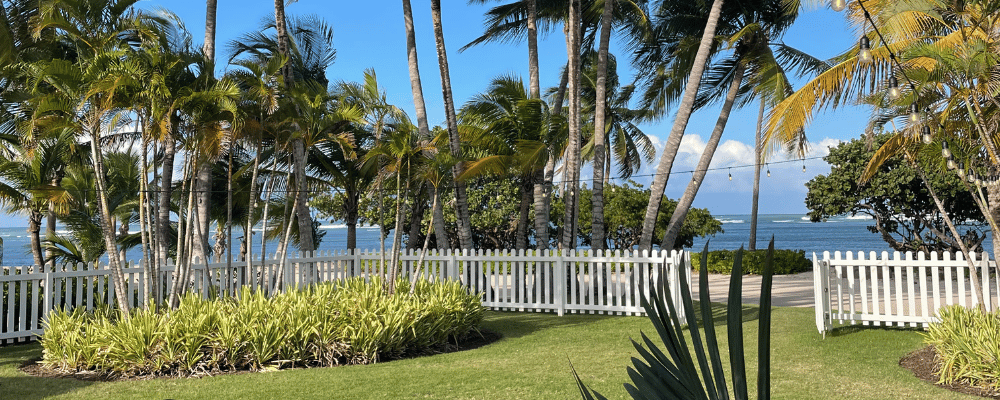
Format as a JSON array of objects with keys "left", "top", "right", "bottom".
[
  {"left": 39, "top": 277, "right": 484, "bottom": 377},
  {"left": 925, "top": 305, "right": 1000, "bottom": 391},
  {"left": 690, "top": 249, "right": 811, "bottom": 275}
]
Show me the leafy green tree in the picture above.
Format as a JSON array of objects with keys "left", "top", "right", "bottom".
[
  {"left": 807, "top": 135, "right": 986, "bottom": 254},
  {"left": 562, "top": 180, "right": 722, "bottom": 250}
]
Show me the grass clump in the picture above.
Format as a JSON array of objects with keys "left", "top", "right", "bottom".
[
  {"left": 39, "top": 277, "right": 484, "bottom": 377},
  {"left": 925, "top": 305, "right": 1000, "bottom": 392},
  {"left": 690, "top": 249, "right": 811, "bottom": 275}
]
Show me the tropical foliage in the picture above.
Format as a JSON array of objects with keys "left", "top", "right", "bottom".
[
  {"left": 574, "top": 241, "right": 776, "bottom": 399},
  {"left": 806, "top": 134, "right": 986, "bottom": 254},
  {"left": 40, "top": 278, "right": 484, "bottom": 377}
]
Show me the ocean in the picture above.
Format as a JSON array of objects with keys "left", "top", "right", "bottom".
[{"left": 0, "top": 214, "right": 991, "bottom": 266}]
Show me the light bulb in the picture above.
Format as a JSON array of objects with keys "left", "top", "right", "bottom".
[
  {"left": 947, "top": 158, "right": 957, "bottom": 170},
  {"left": 831, "top": 0, "right": 847, "bottom": 12},
  {"left": 941, "top": 141, "right": 951, "bottom": 158},
  {"left": 958, "top": 162, "right": 965, "bottom": 176},
  {"left": 802, "top": 164, "right": 807, "bottom": 173},
  {"left": 888, "top": 76, "right": 901, "bottom": 100},
  {"left": 728, "top": 172, "right": 732, "bottom": 181},
  {"left": 766, "top": 167, "right": 771, "bottom": 177},
  {"left": 858, "top": 36, "right": 872, "bottom": 63},
  {"left": 921, "top": 126, "right": 932, "bottom": 144},
  {"left": 908, "top": 103, "right": 920, "bottom": 122}
]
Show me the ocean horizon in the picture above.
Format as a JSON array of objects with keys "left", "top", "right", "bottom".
[{"left": 0, "top": 213, "right": 993, "bottom": 267}]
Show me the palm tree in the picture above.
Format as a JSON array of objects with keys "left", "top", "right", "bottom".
[
  {"left": 635, "top": 0, "right": 726, "bottom": 251},
  {"left": 459, "top": 74, "right": 551, "bottom": 249},
  {"left": 365, "top": 122, "right": 432, "bottom": 293},
  {"left": 430, "top": 0, "right": 475, "bottom": 250},
  {"left": 658, "top": 0, "right": 819, "bottom": 250},
  {"left": 589, "top": 0, "right": 615, "bottom": 250}
]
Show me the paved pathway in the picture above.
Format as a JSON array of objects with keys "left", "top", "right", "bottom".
[{"left": 691, "top": 271, "right": 815, "bottom": 308}]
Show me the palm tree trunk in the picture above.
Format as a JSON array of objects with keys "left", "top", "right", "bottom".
[
  {"left": 291, "top": 141, "right": 315, "bottom": 253},
  {"left": 388, "top": 160, "right": 410, "bottom": 293},
  {"left": 638, "top": 0, "right": 726, "bottom": 251},
  {"left": 515, "top": 179, "right": 531, "bottom": 250},
  {"left": 244, "top": 142, "right": 262, "bottom": 266},
  {"left": 401, "top": 0, "right": 432, "bottom": 138},
  {"left": 661, "top": 61, "right": 745, "bottom": 250},
  {"left": 560, "top": 0, "right": 582, "bottom": 250},
  {"left": 412, "top": 186, "right": 440, "bottom": 294},
  {"left": 430, "top": 0, "right": 474, "bottom": 250},
  {"left": 193, "top": 160, "right": 212, "bottom": 264},
  {"left": 204, "top": 0, "right": 218, "bottom": 61},
  {"left": 527, "top": 0, "right": 540, "bottom": 100},
  {"left": 590, "top": 0, "right": 614, "bottom": 251},
  {"left": 749, "top": 98, "right": 765, "bottom": 251},
  {"left": 157, "top": 133, "right": 175, "bottom": 273},
  {"left": 407, "top": 185, "right": 426, "bottom": 250},
  {"left": 431, "top": 185, "right": 449, "bottom": 248},
  {"left": 346, "top": 189, "right": 359, "bottom": 249},
  {"left": 89, "top": 126, "right": 130, "bottom": 315},
  {"left": 28, "top": 211, "right": 44, "bottom": 269},
  {"left": 533, "top": 65, "right": 568, "bottom": 250}
]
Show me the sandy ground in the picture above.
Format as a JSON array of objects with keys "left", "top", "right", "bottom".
[{"left": 691, "top": 271, "right": 815, "bottom": 308}]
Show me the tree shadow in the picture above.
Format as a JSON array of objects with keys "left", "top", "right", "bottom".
[
  {"left": 691, "top": 301, "right": 761, "bottom": 326},
  {"left": 827, "top": 323, "right": 925, "bottom": 337},
  {"left": 481, "top": 311, "right": 621, "bottom": 340},
  {"left": 0, "top": 344, "right": 95, "bottom": 400}
]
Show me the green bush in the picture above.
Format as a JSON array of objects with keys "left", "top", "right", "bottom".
[
  {"left": 925, "top": 305, "right": 1000, "bottom": 391},
  {"left": 39, "top": 277, "right": 485, "bottom": 377},
  {"left": 690, "top": 249, "right": 811, "bottom": 275}
]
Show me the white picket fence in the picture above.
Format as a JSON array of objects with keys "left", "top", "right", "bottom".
[
  {"left": 813, "top": 251, "right": 999, "bottom": 334},
  {"left": 1, "top": 248, "right": 689, "bottom": 343}
]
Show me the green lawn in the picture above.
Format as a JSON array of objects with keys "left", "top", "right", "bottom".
[{"left": 0, "top": 306, "right": 976, "bottom": 400}]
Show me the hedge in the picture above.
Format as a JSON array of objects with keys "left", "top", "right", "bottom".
[{"left": 689, "top": 249, "right": 811, "bottom": 275}]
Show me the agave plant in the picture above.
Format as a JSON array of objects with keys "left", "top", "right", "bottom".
[{"left": 574, "top": 239, "right": 775, "bottom": 399}]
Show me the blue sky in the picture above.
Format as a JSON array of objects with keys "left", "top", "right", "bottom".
[{"left": 0, "top": 1, "right": 872, "bottom": 227}]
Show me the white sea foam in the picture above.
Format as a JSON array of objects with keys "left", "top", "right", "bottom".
[
  {"left": 719, "top": 219, "right": 745, "bottom": 224},
  {"left": 320, "top": 224, "right": 347, "bottom": 229},
  {"left": 773, "top": 220, "right": 792, "bottom": 223}
]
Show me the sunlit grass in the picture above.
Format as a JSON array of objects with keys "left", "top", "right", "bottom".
[{"left": 0, "top": 307, "right": 977, "bottom": 399}]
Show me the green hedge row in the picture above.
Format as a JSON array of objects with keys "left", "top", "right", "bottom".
[
  {"left": 689, "top": 249, "right": 812, "bottom": 275},
  {"left": 926, "top": 305, "right": 1000, "bottom": 391},
  {"left": 40, "top": 277, "right": 485, "bottom": 377}
]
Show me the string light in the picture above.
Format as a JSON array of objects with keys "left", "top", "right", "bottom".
[
  {"left": 947, "top": 157, "right": 957, "bottom": 170},
  {"left": 831, "top": 0, "right": 847, "bottom": 12},
  {"left": 858, "top": 36, "right": 872, "bottom": 63},
  {"left": 802, "top": 159, "right": 807, "bottom": 173},
  {"left": 728, "top": 167, "right": 732, "bottom": 181},
  {"left": 921, "top": 126, "right": 932, "bottom": 144},
  {"left": 958, "top": 161, "right": 966, "bottom": 176},
  {"left": 941, "top": 141, "right": 951, "bottom": 158},
  {"left": 908, "top": 103, "right": 920, "bottom": 122},
  {"left": 766, "top": 163, "right": 771, "bottom": 177},
  {"left": 888, "top": 76, "right": 900, "bottom": 100}
]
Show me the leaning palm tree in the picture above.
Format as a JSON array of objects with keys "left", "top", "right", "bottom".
[
  {"left": 430, "top": 0, "right": 475, "bottom": 250},
  {"left": 635, "top": 0, "right": 727, "bottom": 251}
]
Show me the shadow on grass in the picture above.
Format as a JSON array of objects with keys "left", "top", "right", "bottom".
[
  {"left": 692, "top": 301, "right": 761, "bottom": 326},
  {"left": 828, "top": 323, "right": 926, "bottom": 337},
  {"left": 0, "top": 343, "right": 94, "bottom": 400},
  {"left": 482, "top": 311, "right": 621, "bottom": 340}
]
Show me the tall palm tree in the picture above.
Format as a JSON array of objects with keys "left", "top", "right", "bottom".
[
  {"left": 430, "top": 0, "right": 475, "bottom": 250},
  {"left": 590, "top": 0, "right": 614, "bottom": 250},
  {"left": 635, "top": 0, "right": 726, "bottom": 251},
  {"left": 658, "top": 0, "right": 818, "bottom": 250}
]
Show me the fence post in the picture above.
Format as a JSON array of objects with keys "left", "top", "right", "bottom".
[
  {"left": 42, "top": 266, "right": 53, "bottom": 325},
  {"left": 450, "top": 249, "right": 459, "bottom": 282},
  {"left": 556, "top": 250, "right": 565, "bottom": 316}
]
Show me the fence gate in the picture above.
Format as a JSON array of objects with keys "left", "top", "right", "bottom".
[{"left": 813, "top": 251, "right": 999, "bottom": 335}]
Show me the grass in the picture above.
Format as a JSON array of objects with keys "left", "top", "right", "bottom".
[{"left": 0, "top": 306, "right": 978, "bottom": 400}]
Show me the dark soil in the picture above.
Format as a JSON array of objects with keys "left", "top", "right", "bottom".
[
  {"left": 900, "top": 345, "right": 1000, "bottom": 399},
  {"left": 19, "top": 328, "right": 502, "bottom": 382}
]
